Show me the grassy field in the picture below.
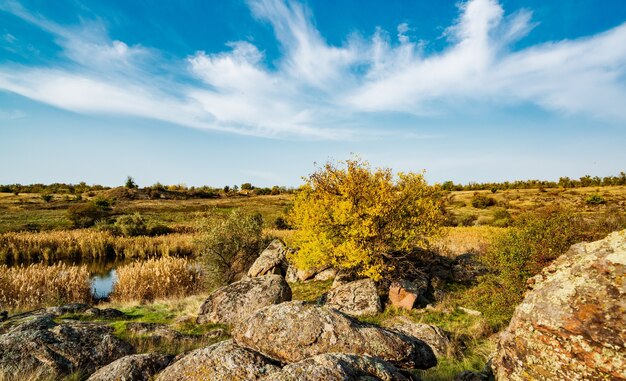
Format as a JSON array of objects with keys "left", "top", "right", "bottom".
[
  {"left": 1, "top": 185, "right": 624, "bottom": 265},
  {"left": 2, "top": 186, "right": 624, "bottom": 234}
]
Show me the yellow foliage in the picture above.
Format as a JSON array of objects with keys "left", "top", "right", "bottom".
[{"left": 288, "top": 158, "right": 444, "bottom": 280}]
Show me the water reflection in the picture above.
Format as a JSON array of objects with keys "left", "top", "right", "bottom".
[
  {"left": 5, "top": 256, "right": 133, "bottom": 298},
  {"left": 92, "top": 268, "right": 117, "bottom": 298}
]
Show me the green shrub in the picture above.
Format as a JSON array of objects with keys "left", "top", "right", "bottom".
[
  {"left": 92, "top": 196, "right": 113, "bottom": 210},
  {"left": 470, "top": 193, "right": 496, "bottom": 209},
  {"left": 196, "top": 209, "right": 267, "bottom": 288},
  {"left": 460, "top": 207, "right": 586, "bottom": 329},
  {"left": 115, "top": 213, "right": 148, "bottom": 237},
  {"left": 585, "top": 194, "right": 606, "bottom": 205},
  {"left": 491, "top": 208, "right": 512, "bottom": 227},
  {"left": 66, "top": 202, "right": 110, "bottom": 228},
  {"left": 40, "top": 194, "right": 53, "bottom": 203},
  {"left": 458, "top": 214, "right": 477, "bottom": 227}
]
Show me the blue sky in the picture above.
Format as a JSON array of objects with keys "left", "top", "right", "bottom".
[{"left": 1, "top": 0, "right": 625, "bottom": 187}]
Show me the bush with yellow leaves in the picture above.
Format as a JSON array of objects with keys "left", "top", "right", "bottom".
[{"left": 288, "top": 158, "right": 445, "bottom": 281}]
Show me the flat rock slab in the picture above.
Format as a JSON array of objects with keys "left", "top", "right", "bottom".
[
  {"left": 197, "top": 274, "right": 292, "bottom": 326},
  {"left": 0, "top": 313, "right": 133, "bottom": 380},
  {"left": 87, "top": 353, "right": 174, "bottom": 381},
  {"left": 493, "top": 230, "right": 626, "bottom": 380},
  {"left": 233, "top": 301, "right": 437, "bottom": 369},
  {"left": 260, "top": 353, "right": 416, "bottom": 381},
  {"left": 155, "top": 340, "right": 279, "bottom": 381}
]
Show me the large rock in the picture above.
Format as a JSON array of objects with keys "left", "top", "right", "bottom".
[
  {"left": 155, "top": 340, "right": 279, "bottom": 381},
  {"left": 0, "top": 313, "right": 133, "bottom": 380},
  {"left": 233, "top": 301, "right": 437, "bottom": 369},
  {"left": 388, "top": 279, "right": 426, "bottom": 310},
  {"left": 261, "top": 353, "right": 415, "bottom": 381},
  {"left": 323, "top": 278, "right": 382, "bottom": 316},
  {"left": 197, "top": 274, "right": 292, "bottom": 326},
  {"left": 493, "top": 230, "right": 626, "bottom": 380},
  {"left": 87, "top": 353, "right": 173, "bottom": 381},
  {"left": 385, "top": 316, "right": 454, "bottom": 358},
  {"left": 248, "top": 240, "right": 288, "bottom": 277}
]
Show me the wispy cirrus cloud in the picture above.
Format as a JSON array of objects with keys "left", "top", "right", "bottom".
[{"left": 0, "top": 0, "right": 625, "bottom": 140}]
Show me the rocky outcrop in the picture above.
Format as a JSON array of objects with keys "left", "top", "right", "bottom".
[
  {"left": 323, "top": 278, "right": 382, "bottom": 316},
  {"left": 385, "top": 316, "right": 454, "bottom": 358},
  {"left": 233, "top": 301, "right": 437, "bottom": 369},
  {"left": 388, "top": 279, "right": 426, "bottom": 310},
  {"left": 0, "top": 313, "right": 133, "bottom": 380},
  {"left": 261, "top": 353, "right": 415, "bottom": 381},
  {"left": 248, "top": 240, "right": 288, "bottom": 277},
  {"left": 196, "top": 274, "right": 292, "bottom": 326},
  {"left": 87, "top": 353, "right": 173, "bottom": 381},
  {"left": 84, "top": 307, "right": 127, "bottom": 319},
  {"left": 493, "top": 230, "right": 626, "bottom": 380},
  {"left": 45, "top": 303, "right": 92, "bottom": 316},
  {"left": 155, "top": 340, "right": 279, "bottom": 381}
]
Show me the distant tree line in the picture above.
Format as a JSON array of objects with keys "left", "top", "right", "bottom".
[
  {"left": 0, "top": 182, "right": 110, "bottom": 195},
  {"left": 0, "top": 179, "right": 295, "bottom": 197},
  {"left": 441, "top": 172, "right": 626, "bottom": 192}
]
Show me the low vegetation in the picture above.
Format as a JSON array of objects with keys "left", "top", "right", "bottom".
[
  {"left": 0, "top": 230, "right": 195, "bottom": 263},
  {"left": 195, "top": 209, "right": 269, "bottom": 288},
  {"left": 0, "top": 263, "right": 91, "bottom": 312},
  {"left": 111, "top": 257, "right": 205, "bottom": 303},
  {"left": 455, "top": 206, "right": 626, "bottom": 329}
]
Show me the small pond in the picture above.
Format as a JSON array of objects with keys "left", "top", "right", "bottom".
[{"left": 5, "top": 256, "right": 133, "bottom": 298}]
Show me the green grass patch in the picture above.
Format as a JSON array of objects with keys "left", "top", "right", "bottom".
[{"left": 289, "top": 280, "right": 333, "bottom": 302}]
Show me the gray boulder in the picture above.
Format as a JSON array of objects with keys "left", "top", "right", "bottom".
[
  {"left": 385, "top": 316, "right": 455, "bottom": 358},
  {"left": 0, "top": 313, "right": 133, "bottom": 380},
  {"left": 197, "top": 275, "right": 292, "bottom": 326},
  {"left": 313, "top": 267, "right": 337, "bottom": 281},
  {"left": 233, "top": 301, "right": 437, "bottom": 369},
  {"left": 324, "top": 279, "right": 382, "bottom": 316},
  {"left": 493, "top": 230, "right": 626, "bottom": 380},
  {"left": 155, "top": 340, "right": 279, "bottom": 381},
  {"left": 248, "top": 240, "right": 288, "bottom": 277},
  {"left": 87, "top": 353, "right": 173, "bottom": 381},
  {"left": 261, "top": 353, "right": 415, "bottom": 381}
]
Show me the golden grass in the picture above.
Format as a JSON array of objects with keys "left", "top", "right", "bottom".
[
  {"left": 0, "top": 262, "right": 91, "bottom": 312},
  {"left": 0, "top": 230, "right": 195, "bottom": 263},
  {"left": 433, "top": 226, "right": 506, "bottom": 257},
  {"left": 111, "top": 257, "right": 205, "bottom": 303}
]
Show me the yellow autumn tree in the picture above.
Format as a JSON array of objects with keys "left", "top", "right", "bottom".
[{"left": 288, "top": 158, "right": 444, "bottom": 281}]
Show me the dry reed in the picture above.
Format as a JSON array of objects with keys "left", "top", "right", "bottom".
[
  {"left": 0, "top": 263, "right": 91, "bottom": 312},
  {"left": 0, "top": 230, "right": 195, "bottom": 263},
  {"left": 111, "top": 257, "right": 204, "bottom": 303}
]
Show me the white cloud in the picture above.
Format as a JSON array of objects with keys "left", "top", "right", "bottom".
[{"left": 0, "top": 0, "right": 625, "bottom": 139}]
